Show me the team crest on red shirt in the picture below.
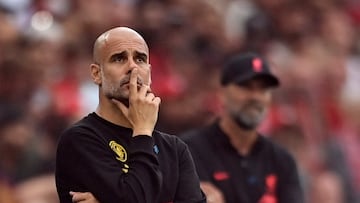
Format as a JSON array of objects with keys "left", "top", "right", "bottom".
[{"left": 258, "top": 174, "right": 278, "bottom": 203}]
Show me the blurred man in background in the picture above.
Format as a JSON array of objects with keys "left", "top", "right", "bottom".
[{"left": 181, "top": 52, "right": 304, "bottom": 203}]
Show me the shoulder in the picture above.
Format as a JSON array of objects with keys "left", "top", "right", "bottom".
[
  {"left": 261, "top": 136, "right": 288, "bottom": 152},
  {"left": 153, "top": 130, "right": 187, "bottom": 149},
  {"left": 179, "top": 126, "right": 210, "bottom": 143},
  {"left": 152, "top": 130, "right": 195, "bottom": 161},
  {"left": 60, "top": 119, "right": 91, "bottom": 138},
  {"left": 260, "top": 135, "right": 296, "bottom": 163},
  {"left": 57, "top": 116, "right": 103, "bottom": 147}
]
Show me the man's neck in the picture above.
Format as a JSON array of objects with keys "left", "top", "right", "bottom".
[
  {"left": 219, "top": 116, "right": 258, "bottom": 156},
  {"left": 95, "top": 100, "right": 132, "bottom": 129}
]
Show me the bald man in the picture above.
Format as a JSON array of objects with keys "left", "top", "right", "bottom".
[{"left": 55, "top": 27, "right": 206, "bottom": 203}]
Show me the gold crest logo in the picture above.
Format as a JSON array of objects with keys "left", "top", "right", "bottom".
[
  {"left": 122, "top": 164, "right": 129, "bottom": 173},
  {"left": 109, "top": 141, "right": 127, "bottom": 162}
]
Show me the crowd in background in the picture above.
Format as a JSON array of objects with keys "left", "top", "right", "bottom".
[{"left": 0, "top": 0, "right": 360, "bottom": 202}]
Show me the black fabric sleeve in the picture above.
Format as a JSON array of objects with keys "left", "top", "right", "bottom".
[
  {"left": 56, "top": 128, "right": 162, "bottom": 203},
  {"left": 277, "top": 151, "right": 304, "bottom": 203},
  {"left": 180, "top": 132, "right": 213, "bottom": 182},
  {"left": 182, "top": 142, "right": 211, "bottom": 182},
  {"left": 173, "top": 139, "right": 206, "bottom": 203}
]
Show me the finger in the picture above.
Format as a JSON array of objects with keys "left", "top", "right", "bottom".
[
  {"left": 129, "top": 68, "right": 138, "bottom": 97},
  {"left": 153, "top": 97, "right": 161, "bottom": 105},
  {"left": 138, "top": 84, "right": 150, "bottom": 98},
  {"left": 77, "top": 198, "right": 97, "bottom": 203},
  {"left": 71, "top": 192, "right": 88, "bottom": 202},
  {"left": 145, "top": 92, "right": 155, "bottom": 102}
]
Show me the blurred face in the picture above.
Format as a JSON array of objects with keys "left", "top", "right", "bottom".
[
  {"left": 1, "top": 122, "right": 32, "bottom": 151},
  {"left": 91, "top": 28, "right": 151, "bottom": 105},
  {"left": 222, "top": 78, "right": 272, "bottom": 130}
]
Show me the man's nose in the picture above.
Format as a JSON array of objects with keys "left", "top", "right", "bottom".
[
  {"left": 126, "top": 58, "right": 138, "bottom": 73},
  {"left": 130, "top": 57, "right": 139, "bottom": 67},
  {"left": 249, "top": 87, "right": 267, "bottom": 99}
]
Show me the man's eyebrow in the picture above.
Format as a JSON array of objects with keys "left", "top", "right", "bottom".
[
  {"left": 135, "top": 51, "right": 148, "bottom": 60},
  {"left": 109, "top": 52, "right": 126, "bottom": 61}
]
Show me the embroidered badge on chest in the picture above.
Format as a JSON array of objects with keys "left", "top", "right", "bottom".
[{"left": 109, "top": 141, "right": 127, "bottom": 162}]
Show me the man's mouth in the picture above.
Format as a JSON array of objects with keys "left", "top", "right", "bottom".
[
  {"left": 244, "top": 102, "right": 263, "bottom": 112},
  {"left": 120, "top": 78, "right": 143, "bottom": 87}
]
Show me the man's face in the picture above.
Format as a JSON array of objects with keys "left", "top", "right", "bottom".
[
  {"left": 222, "top": 78, "right": 272, "bottom": 130},
  {"left": 93, "top": 31, "right": 151, "bottom": 105}
]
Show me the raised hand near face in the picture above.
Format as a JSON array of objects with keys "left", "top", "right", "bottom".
[{"left": 112, "top": 68, "right": 161, "bottom": 137}]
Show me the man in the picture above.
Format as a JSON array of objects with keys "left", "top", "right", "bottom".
[
  {"left": 55, "top": 27, "right": 206, "bottom": 203},
  {"left": 180, "top": 52, "right": 304, "bottom": 203}
]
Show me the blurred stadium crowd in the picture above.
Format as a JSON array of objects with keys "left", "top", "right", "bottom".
[{"left": 0, "top": 0, "right": 360, "bottom": 202}]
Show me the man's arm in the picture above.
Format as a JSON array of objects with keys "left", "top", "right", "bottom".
[
  {"left": 277, "top": 152, "right": 304, "bottom": 203},
  {"left": 56, "top": 130, "right": 162, "bottom": 203},
  {"left": 70, "top": 142, "right": 208, "bottom": 203},
  {"left": 172, "top": 141, "right": 206, "bottom": 203}
]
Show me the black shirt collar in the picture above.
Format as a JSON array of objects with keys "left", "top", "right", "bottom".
[{"left": 211, "top": 120, "right": 265, "bottom": 157}]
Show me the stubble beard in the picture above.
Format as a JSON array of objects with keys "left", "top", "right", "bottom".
[
  {"left": 104, "top": 82, "right": 130, "bottom": 107},
  {"left": 230, "top": 103, "right": 266, "bottom": 131}
]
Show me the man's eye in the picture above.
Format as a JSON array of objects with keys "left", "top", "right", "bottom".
[
  {"left": 136, "top": 58, "right": 145, "bottom": 63},
  {"left": 114, "top": 57, "right": 125, "bottom": 62}
]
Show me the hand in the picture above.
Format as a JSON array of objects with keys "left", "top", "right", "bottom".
[
  {"left": 70, "top": 191, "right": 99, "bottom": 203},
  {"left": 113, "top": 68, "right": 161, "bottom": 136},
  {"left": 200, "top": 182, "right": 225, "bottom": 203}
]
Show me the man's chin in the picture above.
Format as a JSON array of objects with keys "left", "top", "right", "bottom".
[{"left": 111, "top": 97, "right": 129, "bottom": 108}]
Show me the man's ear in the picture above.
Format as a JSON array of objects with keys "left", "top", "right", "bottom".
[
  {"left": 219, "top": 87, "right": 227, "bottom": 105},
  {"left": 148, "top": 64, "right": 152, "bottom": 86},
  {"left": 90, "top": 63, "right": 102, "bottom": 85}
]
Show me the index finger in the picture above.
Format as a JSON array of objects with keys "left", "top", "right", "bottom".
[
  {"left": 129, "top": 68, "right": 138, "bottom": 97},
  {"left": 71, "top": 192, "right": 92, "bottom": 202}
]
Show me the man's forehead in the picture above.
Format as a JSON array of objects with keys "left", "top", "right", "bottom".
[
  {"left": 104, "top": 43, "right": 149, "bottom": 57},
  {"left": 103, "top": 35, "right": 148, "bottom": 53},
  {"left": 93, "top": 27, "right": 149, "bottom": 62}
]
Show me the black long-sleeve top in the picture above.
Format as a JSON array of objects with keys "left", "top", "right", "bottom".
[
  {"left": 55, "top": 113, "right": 205, "bottom": 203},
  {"left": 180, "top": 121, "right": 304, "bottom": 203}
]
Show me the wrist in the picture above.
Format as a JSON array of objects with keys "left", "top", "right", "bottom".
[{"left": 132, "top": 129, "right": 153, "bottom": 137}]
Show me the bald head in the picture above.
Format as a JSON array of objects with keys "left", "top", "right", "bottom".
[{"left": 93, "top": 27, "right": 149, "bottom": 64}]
